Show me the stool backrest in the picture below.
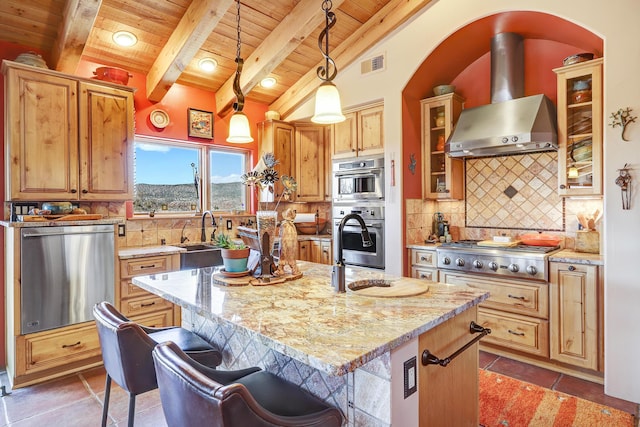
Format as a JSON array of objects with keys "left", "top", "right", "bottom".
[{"left": 93, "top": 301, "right": 159, "bottom": 395}]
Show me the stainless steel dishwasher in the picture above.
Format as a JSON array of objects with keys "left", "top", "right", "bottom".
[{"left": 20, "top": 224, "right": 115, "bottom": 334}]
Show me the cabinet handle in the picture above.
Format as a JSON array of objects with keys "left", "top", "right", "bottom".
[
  {"left": 420, "top": 274, "right": 430, "bottom": 280},
  {"left": 139, "top": 264, "right": 157, "bottom": 269},
  {"left": 508, "top": 294, "right": 526, "bottom": 301},
  {"left": 420, "top": 256, "right": 431, "bottom": 262},
  {"left": 62, "top": 341, "right": 81, "bottom": 349},
  {"left": 508, "top": 329, "right": 525, "bottom": 336},
  {"left": 568, "top": 265, "right": 576, "bottom": 271},
  {"left": 82, "top": 189, "right": 88, "bottom": 194},
  {"left": 141, "top": 301, "right": 156, "bottom": 307},
  {"left": 70, "top": 189, "right": 77, "bottom": 193}
]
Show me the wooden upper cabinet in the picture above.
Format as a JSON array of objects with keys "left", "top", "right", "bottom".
[
  {"left": 258, "top": 120, "right": 295, "bottom": 201},
  {"left": 295, "top": 124, "right": 325, "bottom": 202},
  {"left": 4, "top": 64, "right": 79, "bottom": 200},
  {"left": 2, "top": 61, "right": 134, "bottom": 201},
  {"left": 331, "top": 103, "right": 383, "bottom": 159},
  {"left": 554, "top": 58, "right": 603, "bottom": 197},
  {"left": 79, "top": 82, "right": 134, "bottom": 200}
]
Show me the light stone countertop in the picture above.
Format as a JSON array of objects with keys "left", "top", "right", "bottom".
[
  {"left": 133, "top": 261, "right": 489, "bottom": 376},
  {"left": 549, "top": 249, "right": 604, "bottom": 266},
  {"left": 118, "top": 245, "right": 186, "bottom": 259},
  {"left": 0, "top": 218, "right": 122, "bottom": 228}
]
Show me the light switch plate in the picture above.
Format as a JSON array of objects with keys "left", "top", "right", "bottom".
[
  {"left": 227, "top": 219, "right": 233, "bottom": 230},
  {"left": 118, "top": 223, "right": 126, "bottom": 237},
  {"left": 404, "top": 356, "right": 417, "bottom": 398}
]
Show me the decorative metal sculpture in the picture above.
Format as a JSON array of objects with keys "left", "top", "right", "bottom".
[
  {"left": 609, "top": 107, "right": 637, "bottom": 141},
  {"left": 615, "top": 163, "right": 632, "bottom": 210},
  {"left": 409, "top": 153, "right": 417, "bottom": 175}
]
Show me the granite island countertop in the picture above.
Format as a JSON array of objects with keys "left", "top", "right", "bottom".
[{"left": 133, "top": 261, "right": 488, "bottom": 376}]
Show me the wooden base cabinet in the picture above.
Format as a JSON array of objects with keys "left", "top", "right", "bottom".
[
  {"left": 118, "top": 254, "right": 181, "bottom": 327},
  {"left": 549, "top": 262, "right": 600, "bottom": 371},
  {"left": 419, "top": 306, "right": 479, "bottom": 426},
  {"left": 410, "top": 248, "right": 438, "bottom": 282},
  {"left": 3, "top": 60, "right": 134, "bottom": 201},
  {"left": 298, "top": 238, "right": 332, "bottom": 265}
]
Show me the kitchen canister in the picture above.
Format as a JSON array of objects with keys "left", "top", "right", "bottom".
[
  {"left": 435, "top": 111, "right": 446, "bottom": 127},
  {"left": 575, "top": 230, "right": 599, "bottom": 253}
]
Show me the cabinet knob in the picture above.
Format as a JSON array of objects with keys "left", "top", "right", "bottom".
[
  {"left": 82, "top": 189, "right": 88, "bottom": 194},
  {"left": 568, "top": 265, "right": 576, "bottom": 271},
  {"left": 70, "top": 189, "right": 77, "bottom": 193},
  {"left": 560, "top": 184, "right": 566, "bottom": 189}
]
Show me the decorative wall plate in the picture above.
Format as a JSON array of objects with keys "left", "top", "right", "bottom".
[{"left": 150, "top": 109, "right": 170, "bottom": 128}]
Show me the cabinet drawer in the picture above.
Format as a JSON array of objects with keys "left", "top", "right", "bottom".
[
  {"left": 412, "top": 266, "right": 438, "bottom": 282},
  {"left": 412, "top": 249, "right": 436, "bottom": 268},
  {"left": 442, "top": 272, "right": 548, "bottom": 318},
  {"left": 120, "top": 279, "right": 154, "bottom": 299},
  {"left": 129, "top": 309, "right": 175, "bottom": 328},
  {"left": 121, "top": 294, "right": 173, "bottom": 318},
  {"left": 120, "top": 256, "right": 171, "bottom": 279},
  {"left": 20, "top": 322, "right": 101, "bottom": 374},
  {"left": 478, "top": 308, "right": 548, "bottom": 357}
]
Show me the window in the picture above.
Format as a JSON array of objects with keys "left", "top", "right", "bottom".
[
  {"left": 134, "top": 137, "right": 249, "bottom": 214},
  {"left": 209, "top": 150, "right": 247, "bottom": 212}
]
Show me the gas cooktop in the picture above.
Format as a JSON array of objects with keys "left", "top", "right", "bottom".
[{"left": 439, "top": 240, "right": 560, "bottom": 254}]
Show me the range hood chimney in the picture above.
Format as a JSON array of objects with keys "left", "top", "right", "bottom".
[{"left": 446, "top": 33, "right": 557, "bottom": 158}]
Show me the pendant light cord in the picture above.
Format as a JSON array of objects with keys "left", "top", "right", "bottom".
[
  {"left": 317, "top": 0, "right": 337, "bottom": 82},
  {"left": 232, "top": 0, "right": 245, "bottom": 112}
]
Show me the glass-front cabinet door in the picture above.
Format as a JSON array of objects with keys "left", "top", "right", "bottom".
[
  {"left": 420, "top": 93, "right": 465, "bottom": 200},
  {"left": 554, "top": 58, "right": 603, "bottom": 197}
]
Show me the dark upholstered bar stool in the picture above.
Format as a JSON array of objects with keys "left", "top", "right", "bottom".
[
  {"left": 93, "top": 301, "right": 225, "bottom": 427},
  {"left": 152, "top": 341, "right": 344, "bottom": 427}
]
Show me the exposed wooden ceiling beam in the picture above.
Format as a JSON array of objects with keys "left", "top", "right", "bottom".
[
  {"left": 271, "top": 0, "right": 436, "bottom": 119},
  {"left": 51, "top": 0, "right": 102, "bottom": 74},
  {"left": 215, "top": 0, "right": 347, "bottom": 118},
  {"left": 146, "top": 0, "right": 234, "bottom": 102}
]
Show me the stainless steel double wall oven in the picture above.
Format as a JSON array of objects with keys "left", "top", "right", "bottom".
[{"left": 332, "top": 156, "right": 385, "bottom": 270}]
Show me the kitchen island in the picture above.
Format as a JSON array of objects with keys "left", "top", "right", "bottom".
[{"left": 133, "top": 261, "right": 489, "bottom": 426}]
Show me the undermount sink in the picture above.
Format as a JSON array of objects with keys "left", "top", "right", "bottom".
[
  {"left": 347, "top": 279, "right": 430, "bottom": 298},
  {"left": 179, "top": 243, "right": 223, "bottom": 269}
]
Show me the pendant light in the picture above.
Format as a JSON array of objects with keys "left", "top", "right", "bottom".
[
  {"left": 311, "top": 0, "right": 345, "bottom": 124},
  {"left": 227, "top": 0, "right": 253, "bottom": 143}
]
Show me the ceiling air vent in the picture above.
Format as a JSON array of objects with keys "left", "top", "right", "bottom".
[{"left": 361, "top": 53, "right": 385, "bottom": 75}]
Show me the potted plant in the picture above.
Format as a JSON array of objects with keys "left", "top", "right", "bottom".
[{"left": 215, "top": 234, "right": 250, "bottom": 272}]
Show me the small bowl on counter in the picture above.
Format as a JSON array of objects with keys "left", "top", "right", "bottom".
[{"left": 295, "top": 219, "right": 328, "bottom": 235}]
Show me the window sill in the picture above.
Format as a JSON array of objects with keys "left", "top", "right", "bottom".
[{"left": 128, "top": 212, "right": 255, "bottom": 220}]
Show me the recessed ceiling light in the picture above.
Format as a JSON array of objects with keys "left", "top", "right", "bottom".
[
  {"left": 260, "top": 77, "right": 277, "bottom": 88},
  {"left": 113, "top": 31, "right": 137, "bottom": 47},
  {"left": 198, "top": 58, "right": 218, "bottom": 73}
]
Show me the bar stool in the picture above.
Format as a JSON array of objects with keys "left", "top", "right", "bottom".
[
  {"left": 152, "top": 341, "right": 344, "bottom": 427},
  {"left": 93, "top": 301, "right": 227, "bottom": 427}
]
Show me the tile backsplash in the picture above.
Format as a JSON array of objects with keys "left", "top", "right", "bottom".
[{"left": 406, "top": 152, "right": 603, "bottom": 251}]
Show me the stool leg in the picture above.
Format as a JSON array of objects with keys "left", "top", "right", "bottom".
[
  {"left": 127, "top": 393, "right": 136, "bottom": 427},
  {"left": 101, "top": 375, "right": 111, "bottom": 427}
]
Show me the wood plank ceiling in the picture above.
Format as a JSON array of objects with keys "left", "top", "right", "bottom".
[{"left": 0, "top": 0, "right": 434, "bottom": 118}]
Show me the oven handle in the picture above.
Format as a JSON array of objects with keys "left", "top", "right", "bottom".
[
  {"left": 335, "top": 222, "right": 383, "bottom": 229},
  {"left": 333, "top": 168, "right": 383, "bottom": 177}
]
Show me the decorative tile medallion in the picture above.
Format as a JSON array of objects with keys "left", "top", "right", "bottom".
[{"left": 465, "top": 152, "right": 564, "bottom": 231}]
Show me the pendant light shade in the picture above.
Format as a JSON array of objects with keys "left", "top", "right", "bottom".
[
  {"left": 312, "top": 82, "right": 345, "bottom": 124},
  {"left": 227, "top": 111, "right": 253, "bottom": 143},
  {"left": 312, "top": 0, "right": 344, "bottom": 124},
  {"left": 227, "top": 0, "right": 253, "bottom": 143}
]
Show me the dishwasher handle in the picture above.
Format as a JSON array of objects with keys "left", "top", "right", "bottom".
[{"left": 22, "top": 226, "right": 114, "bottom": 238}]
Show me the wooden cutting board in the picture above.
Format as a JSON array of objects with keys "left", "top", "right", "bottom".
[
  {"left": 53, "top": 214, "right": 103, "bottom": 221},
  {"left": 477, "top": 240, "right": 521, "bottom": 247},
  {"left": 348, "top": 279, "right": 431, "bottom": 298}
]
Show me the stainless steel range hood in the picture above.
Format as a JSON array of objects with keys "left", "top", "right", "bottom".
[{"left": 446, "top": 33, "right": 557, "bottom": 158}]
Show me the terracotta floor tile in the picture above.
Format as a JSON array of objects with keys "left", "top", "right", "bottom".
[
  {"left": 479, "top": 351, "right": 498, "bottom": 369},
  {"left": 9, "top": 396, "right": 108, "bottom": 427},
  {"left": 486, "top": 356, "right": 560, "bottom": 389},
  {"left": 79, "top": 366, "right": 108, "bottom": 395},
  {"left": 554, "top": 374, "right": 638, "bottom": 414},
  {"left": 3, "top": 374, "right": 91, "bottom": 423},
  {"left": 96, "top": 382, "right": 163, "bottom": 426}
]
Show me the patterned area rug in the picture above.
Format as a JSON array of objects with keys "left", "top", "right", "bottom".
[{"left": 479, "top": 370, "right": 635, "bottom": 426}]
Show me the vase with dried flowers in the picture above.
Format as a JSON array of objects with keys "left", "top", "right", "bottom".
[{"left": 241, "top": 153, "right": 298, "bottom": 277}]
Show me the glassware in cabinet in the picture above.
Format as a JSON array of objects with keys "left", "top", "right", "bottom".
[
  {"left": 554, "top": 58, "right": 603, "bottom": 196},
  {"left": 420, "top": 93, "right": 465, "bottom": 200}
]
